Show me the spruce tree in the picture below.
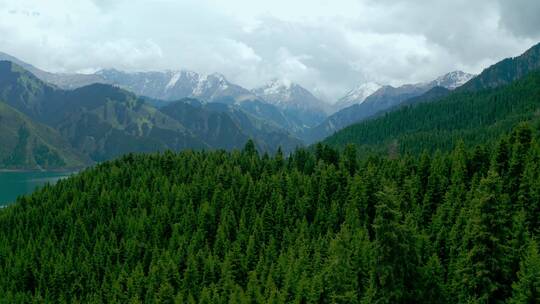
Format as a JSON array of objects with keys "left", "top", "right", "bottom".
[{"left": 508, "top": 239, "right": 540, "bottom": 304}]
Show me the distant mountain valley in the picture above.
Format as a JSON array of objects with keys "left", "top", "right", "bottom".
[{"left": 0, "top": 51, "right": 479, "bottom": 169}]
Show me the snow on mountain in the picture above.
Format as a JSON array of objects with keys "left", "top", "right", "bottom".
[
  {"left": 191, "top": 74, "right": 208, "bottom": 96},
  {"left": 261, "top": 79, "right": 290, "bottom": 94},
  {"left": 309, "top": 70, "right": 476, "bottom": 143},
  {"left": 192, "top": 73, "right": 231, "bottom": 97},
  {"left": 333, "top": 71, "right": 474, "bottom": 112},
  {"left": 253, "top": 79, "right": 330, "bottom": 127},
  {"left": 165, "top": 71, "right": 182, "bottom": 90},
  {"left": 253, "top": 79, "right": 328, "bottom": 111},
  {"left": 334, "top": 82, "right": 382, "bottom": 112},
  {"left": 95, "top": 69, "right": 254, "bottom": 103},
  {"left": 428, "top": 71, "right": 476, "bottom": 90}
]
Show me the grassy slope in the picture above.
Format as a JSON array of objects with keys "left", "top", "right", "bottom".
[{"left": 0, "top": 102, "right": 89, "bottom": 169}]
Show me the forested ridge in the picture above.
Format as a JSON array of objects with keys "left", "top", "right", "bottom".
[
  {"left": 1, "top": 121, "right": 539, "bottom": 302},
  {"left": 323, "top": 69, "right": 540, "bottom": 155}
]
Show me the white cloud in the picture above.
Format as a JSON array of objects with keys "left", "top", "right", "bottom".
[{"left": 0, "top": 0, "right": 539, "bottom": 101}]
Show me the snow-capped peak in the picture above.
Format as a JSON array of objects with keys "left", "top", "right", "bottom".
[
  {"left": 343, "top": 82, "right": 382, "bottom": 104},
  {"left": 253, "top": 79, "right": 298, "bottom": 104},
  {"left": 260, "top": 79, "right": 293, "bottom": 96},
  {"left": 335, "top": 82, "right": 382, "bottom": 110},
  {"left": 253, "top": 79, "right": 328, "bottom": 113},
  {"left": 430, "top": 71, "right": 475, "bottom": 90}
]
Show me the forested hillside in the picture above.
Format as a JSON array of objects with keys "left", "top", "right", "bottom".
[
  {"left": 323, "top": 71, "right": 540, "bottom": 154},
  {"left": 1, "top": 122, "right": 539, "bottom": 302},
  {"left": 0, "top": 102, "right": 87, "bottom": 169}
]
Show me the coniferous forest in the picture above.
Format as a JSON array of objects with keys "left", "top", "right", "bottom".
[{"left": 1, "top": 122, "right": 539, "bottom": 302}]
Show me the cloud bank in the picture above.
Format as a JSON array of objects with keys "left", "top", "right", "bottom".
[{"left": 0, "top": 0, "right": 539, "bottom": 101}]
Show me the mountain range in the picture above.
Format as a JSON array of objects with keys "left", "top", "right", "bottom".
[
  {"left": 0, "top": 57, "right": 327, "bottom": 135},
  {"left": 304, "top": 70, "right": 475, "bottom": 143},
  {"left": 0, "top": 60, "right": 303, "bottom": 169},
  {"left": 5, "top": 41, "right": 539, "bottom": 170},
  {"left": 96, "top": 69, "right": 256, "bottom": 104},
  {"left": 0, "top": 51, "right": 479, "bottom": 146}
]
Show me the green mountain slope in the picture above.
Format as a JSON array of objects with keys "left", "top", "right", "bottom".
[
  {"left": 161, "top": 99, "right": 254, "bottom": 151},
  {"left": 0, "top": 61, "right": 58, "bottom": 121},
  {"left": 138, "top": 98, "right": 303, "bottom": 154},
  {"left": 0, "top": 61, "right": 209, "bottom": 162},
  {"left": 0, "top": 102, "right": 88, "bottom": 169},
  {"left": 204, "top": 102, "right": 304, "bottom": 153},
  {"left": 50, "top": 84, "right": 208, "bottom": 161},
  {"left": 323, "top": 71, "right": 540, "bottom": 154}
]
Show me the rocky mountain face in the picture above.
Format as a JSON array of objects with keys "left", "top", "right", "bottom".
[
  {"left": 252, "top": 79, "right": 329, "bottom": 128},
  {"left": 429, "top": 70, "right": 475, "bottom": 90},
  {"left": 96, "top": 69, "right": 256, "bottom": 103},
  {"left": 333, "top": 82, "right": 382, "bottom": 112}
]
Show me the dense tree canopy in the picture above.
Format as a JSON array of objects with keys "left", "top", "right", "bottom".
[{"left": 0, "top": 122, "right": 539, "bottom": 303}]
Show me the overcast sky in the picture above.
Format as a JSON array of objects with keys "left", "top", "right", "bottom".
[{"left": 1, "top": 0, "right": 539, "bottom": 101}]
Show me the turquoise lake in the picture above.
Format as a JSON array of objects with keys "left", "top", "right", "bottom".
[{"left": 0, "top": 171, "right": 74, "bottom": 206}]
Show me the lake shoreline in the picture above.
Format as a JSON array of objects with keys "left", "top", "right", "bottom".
[
  {"left": 1, "top": 171, "right": 78, "bottom": 206},
  {"left": 0, "top": 167, "right": 86, "bottom": 173}
]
